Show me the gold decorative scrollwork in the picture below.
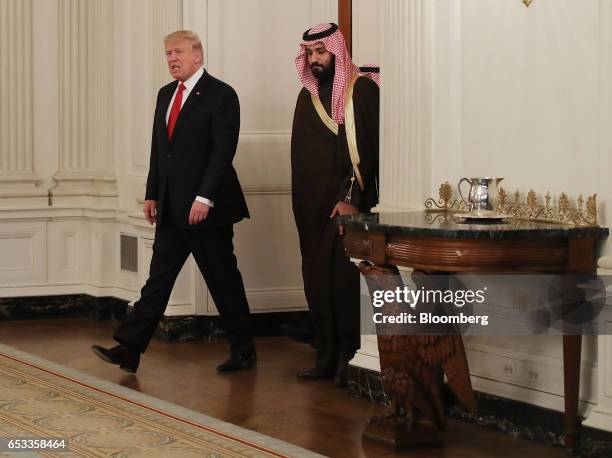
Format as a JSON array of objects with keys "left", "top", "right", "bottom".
[
  {"left": 424, "top": 212, "right": 456, "bottom": 226},
  {"left": 527, "top": 190, "right": 537, "bottom": 208},
  {"left": 497, "top": 188, "right": 597, "bottom": 226},
  {"left": 424, "top": 181, "right": 469, "bottom": 212},
  {"left": 425, "top": 182, "right": 598, "bottom": 227}
]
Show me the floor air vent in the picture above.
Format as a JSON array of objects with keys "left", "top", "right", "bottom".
[{"left": 120, "top": 234, "right": 138, "bottom": 273}]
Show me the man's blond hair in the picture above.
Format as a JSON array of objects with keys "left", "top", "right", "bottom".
[{"left": 164, "top": 30, "right": 203, "bottom": 59}]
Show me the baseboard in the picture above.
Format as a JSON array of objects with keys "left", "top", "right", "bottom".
[
  {"left": 153, "top": 310, "right": 309, "bottom": 342},
  {"left": 347, "top": 365, "right": 612, "bottom": 458},
  {"left": 0, "top": 294, "right": 127, "bottom": 322},
  {"left": 0, "top": 294, "right": 308, "bottom": 342}
]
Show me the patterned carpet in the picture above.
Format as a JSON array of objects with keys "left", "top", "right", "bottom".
[{"left": 0, "top": 343, "right": 322, "bottom": 457}]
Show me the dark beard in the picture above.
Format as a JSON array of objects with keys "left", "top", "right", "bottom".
[{"left": 311, "top": 56, "right": 335, "bottom": 81}]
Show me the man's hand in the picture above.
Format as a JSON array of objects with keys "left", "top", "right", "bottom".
[
  {"left": 189, "top": 200, "right": 211, "bottom": 225},
  {"left": 143, "top": 200, "right": 157, "bottom": 225},
  {"left": 330, "top": 201, "right": 359, "bottom": 236}
]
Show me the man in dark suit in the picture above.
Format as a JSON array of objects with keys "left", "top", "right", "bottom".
[{"left": 92, "top": 30, "right": 255, "bottom": 374}]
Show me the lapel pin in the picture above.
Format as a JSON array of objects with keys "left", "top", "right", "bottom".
[{"left": 195, "top": 92, "right": 200, "bottom": 95}]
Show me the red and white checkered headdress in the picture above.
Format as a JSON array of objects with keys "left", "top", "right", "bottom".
[{"left": 295, "top": 23, "right": 359, "bottom": 124}]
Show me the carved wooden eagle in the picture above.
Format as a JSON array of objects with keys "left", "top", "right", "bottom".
[{"left": 359, "top": 262, "right": 477, "bottom": 437}]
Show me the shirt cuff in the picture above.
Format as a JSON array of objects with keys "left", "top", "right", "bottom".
[{"left": 195, "top": 196, "right": 214, "bottom": 207}]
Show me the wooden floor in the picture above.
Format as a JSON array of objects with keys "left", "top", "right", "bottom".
[{"left": 0, "top": 318, "right": 568, "bottom": 458}]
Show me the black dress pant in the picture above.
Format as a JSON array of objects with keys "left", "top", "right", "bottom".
[{"left": 114, "top": 217, "right": 254, "bottom": 356}]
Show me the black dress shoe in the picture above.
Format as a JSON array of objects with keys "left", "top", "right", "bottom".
[
  {"left": 216, "top": 353, "right": 257, "bottom": 372},
  {"left": 296, "top": 367, "right": 334, "bottom": 380},
  {"left": 91, "top": 344, "right": 140, "bottom": 374}
]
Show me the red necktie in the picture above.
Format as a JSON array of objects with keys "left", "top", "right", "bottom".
[{"left": 167, "top": 83, "right": 186, "bottom": 139}]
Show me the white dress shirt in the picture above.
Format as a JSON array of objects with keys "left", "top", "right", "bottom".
[{"left": 166, "top": 66, "right": 214, "bottom": 208}]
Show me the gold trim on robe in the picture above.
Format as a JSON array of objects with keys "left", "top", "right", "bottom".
[
  {"left": 311, "top": 94, "right": 339, "bottom": 135},
  {"left": 344, "top": 74, "right": 365, "bottom": 191}
]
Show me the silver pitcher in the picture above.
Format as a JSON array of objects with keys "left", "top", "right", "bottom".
[{"left": 458, "top": 177, "right": 504, "bottom": 217}]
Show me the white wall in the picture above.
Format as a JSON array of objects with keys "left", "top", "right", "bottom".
[
  {"left": 431, "top": 0, "right": 610, "bottom": 226},
  {"left": 0, "top": 0, "right": 341, "bottom": 316}
]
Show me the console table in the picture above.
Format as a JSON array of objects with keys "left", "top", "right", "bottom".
[{"left": 339, "top": 211, "right": 609, "bottom": 453}]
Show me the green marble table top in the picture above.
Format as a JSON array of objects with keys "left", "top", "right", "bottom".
[{"left": 337, "top": 211, "right": 609, "bottom": 239}]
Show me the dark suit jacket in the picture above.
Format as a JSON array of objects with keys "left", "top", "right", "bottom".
[{"left": 145, "top": 70, "right": 250, "bottom": 229}]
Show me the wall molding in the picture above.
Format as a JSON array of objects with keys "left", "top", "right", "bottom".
[
  {"left": 0, "top": 223, "right": 45, "bottom": 285},
  {"left": 0, "top": 0, "right": 44, "bottom": 198},
  {"left": 239, "top": 131, "right": 291, "bottom": 143},
  {"left": 206, "top": 286, "right": 306, "bottom": 314},
  {"left": 246, "top": 287, "right": 307, "bottom": 312},
  {"left": 242, "top": 185, "right": 291, "bottom": 196}
]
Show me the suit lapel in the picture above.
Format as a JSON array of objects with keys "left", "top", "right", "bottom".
[
  {"left": 170, "top": 71, "right": 210, "bottom": 143},
  {"left": 156, "top": 83, "right": 176, "bottom": 152}
]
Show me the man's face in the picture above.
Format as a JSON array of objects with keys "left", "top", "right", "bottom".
[
  {"left": 305, "top": 43, "right": 334, "bottom": 79},
  {"left": 165, "top": 38, "right": 201, "bottom": 82}
]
